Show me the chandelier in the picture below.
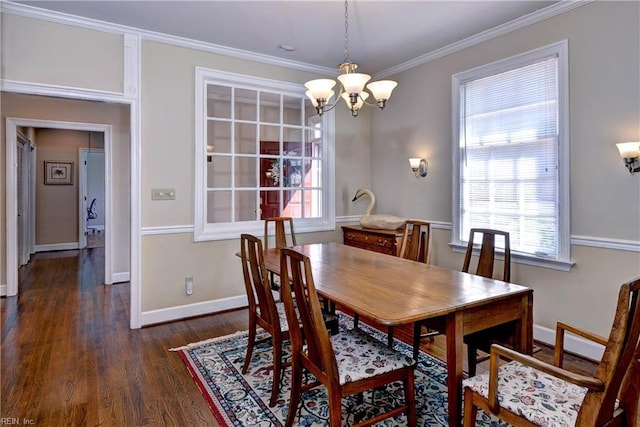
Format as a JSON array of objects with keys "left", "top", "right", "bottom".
[{"left": 304, "top": 0, "right": 397, "bottom": 118}]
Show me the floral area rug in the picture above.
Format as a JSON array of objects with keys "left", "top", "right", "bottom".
[{"left": 171, "top": 314, "right": 500, "bottom": 426}]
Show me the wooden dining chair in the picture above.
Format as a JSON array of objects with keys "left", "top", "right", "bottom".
[
  {"left": 264, "top": 216, "right": 297, "bottom": 290},
  {"left": 399, "top": 219, "right": 431, "bottom": 263},
  {"left": 279, "top": 247, "right": 417, "bottom": 427},
  {"left": 413, "top": 228, "right": 511, "bottom": 372},
  {"left": 264, "top": 216, "right": 297, "bottom": 250},
  {"left": 385, "top": 220, "right": 432, "bottom": 347},
  {"left": 462, "top": 228, "right": 513, "bottom": 376},
  {"left": 239, "top": 233, "right": 291, "bottom": 407},
  {"left": 462, "top": 277, "right": 640, "bottom": 427}
]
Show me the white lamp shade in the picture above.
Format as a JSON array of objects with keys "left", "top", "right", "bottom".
[
  {"left": 304, "top": 79, "right": 336, "bottom": 101},
  {"left": 306, "top": 90, "right": 334, "bottom": 107},
  {"left": 616, "top": 142, "right": 640, "bottom": 158},
  {"left": 337, "top": 72, "right": 371, "bottom": 94},
  {"left": 409, "top": 158, "right": 421, "bottom": 169},
  {"left": 342, "top": 91, "right": 369, "bottom": 109},
  {"left": 367, "top": 80, "right": 398, "bottom": 101}
]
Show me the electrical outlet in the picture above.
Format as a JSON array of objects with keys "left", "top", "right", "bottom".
[
  {"left": 151, "top": 188, "right": 175, "bottom": 200},
  {"left": 185, "top": 277, "right": 194, "bottom": 295}
]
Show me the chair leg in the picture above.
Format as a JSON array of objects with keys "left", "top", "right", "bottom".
[
  {"left": 387, "top": 326, "right": 395, "bottom": 348},
  {"left": 467, "top": 345, "right": 477, "bottom": 377},
  {"left": 242, "top": 316, "right": 257, "bottom": 374},
  {"left": 270, "top": 335, "right": 282, "bottom": 407},
  {"left": 412, "top": 322, "right": 422, "bottom": 360},
  {"left": 328, "top": 390, "right": 343, "bottom": 426},
  {"left": 353, "top": 313, "right": 360, "bottom": 329},
  {"left": 463, "top": 387, "right": 478, "bottom": 427},
  {"left": 285, "top": 359, "right": 302, "bottom": 427},
  {"left": 404, "top": 373, "right": 417, "bottom": 426}
]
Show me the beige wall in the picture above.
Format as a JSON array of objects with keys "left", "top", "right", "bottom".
[
  {"left": 2, "top": 14, "right": 123, "bottom": 92},
  {"left": 370, "top": 1, "right": 640, "bottom": 336},
  {"left": 139, "top": 40, "right": 370, "bottom": 311}
]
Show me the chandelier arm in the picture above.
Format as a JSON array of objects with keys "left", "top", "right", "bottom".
[{"left": 316, "top": 86, "right": 345, "bottom": 115}]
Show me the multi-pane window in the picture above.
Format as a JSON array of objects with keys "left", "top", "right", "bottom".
[
  {"left": 195, "top": 68, "right": 335, "bottom": 241},
  {"left": 452, "top": 41, "right": 571, "bottom": 268}
]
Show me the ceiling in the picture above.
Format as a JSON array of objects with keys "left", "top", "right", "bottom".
[{"left": 14, "top": 1, "right": 560, "bottom": 75}]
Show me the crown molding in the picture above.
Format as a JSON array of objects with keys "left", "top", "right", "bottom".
[
  {"left": 376, "top": 0, "right": 591, "bottom": 79},
  {"left": 0, "top": 1, "right": 335, "bottom": 76}
]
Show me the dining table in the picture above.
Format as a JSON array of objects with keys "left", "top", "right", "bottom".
[{"left": 262, "top": 242, "right": 533, "bottom": 426}]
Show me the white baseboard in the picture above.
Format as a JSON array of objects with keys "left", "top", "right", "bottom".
[
  {"left": 0, "top": 284, "right": 6, "bottom": 296},
  {"left": 141, "top": 295, "right": 247, "bottom": 326},
  {"left": 533, "top": 324, "right": 604, "bottom": 362},
  {"left": 112, "top": 272, "right": 130, "bottom": 284},
  {"left": 35, "top": 242, "right": 79, "bottom": 252}
]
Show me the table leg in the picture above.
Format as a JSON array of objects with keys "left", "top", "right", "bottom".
[{"left": 445, "top": 312, "right": 464, "bottom": 427}]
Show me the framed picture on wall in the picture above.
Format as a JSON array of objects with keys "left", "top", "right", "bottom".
[{"left": 44, "top": 161, "right": 73, "bottom": 185}]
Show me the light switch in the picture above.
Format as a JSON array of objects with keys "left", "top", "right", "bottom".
[{"left": 151, "top": 188, "right": 175, "bottom": 200}]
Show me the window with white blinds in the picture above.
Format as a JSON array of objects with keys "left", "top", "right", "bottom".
[{"left": 452, "top": 41, "right": 571, "bottom": 268}]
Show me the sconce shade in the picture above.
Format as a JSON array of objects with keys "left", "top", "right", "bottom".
[
  {"left": 409, "top": 158, "right": 421, "bottom": 169},
  {"left": 616, "top": 142, "right": 640, "bottom": 159},
  {"left": 409, "top": 158, "right": 428, "bottom": 178}
]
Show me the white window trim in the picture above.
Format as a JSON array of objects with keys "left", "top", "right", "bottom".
[
  {"left": 194, "top": 67, "right": 335, "bottom": 241},
  {"left": 451, "top": 40, "right": 572, "bottom": 271}
]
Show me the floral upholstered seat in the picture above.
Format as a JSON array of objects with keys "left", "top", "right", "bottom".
[
  {"left": 330, "top": 327, "right": 415, "bottom": 384},
  {"left": 463, "top": 361, "right": 588, "bottom": 425}
]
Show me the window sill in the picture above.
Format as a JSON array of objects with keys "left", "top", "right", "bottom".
[{"left": 449, "top": 243, "right": 575, "bottom": 272}]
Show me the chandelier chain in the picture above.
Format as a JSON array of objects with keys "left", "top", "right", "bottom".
[{"left": 343, "top": 0, "right": 349, "bottom": 63}]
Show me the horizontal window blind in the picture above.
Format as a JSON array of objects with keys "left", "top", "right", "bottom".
[{"left": 459, "top": 56, "right": 560, "bottom": 258}]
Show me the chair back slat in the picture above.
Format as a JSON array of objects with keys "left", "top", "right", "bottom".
[
  {"left": 279, "top": 247, "right": 338, "bottom": 381},
  {"left": 264, "top": 217, "right": 297, "bottom": 249},
  {"left": 399, "top": 220, "right": 431, "bottom": 263},
  {"left": 462, "top": 228, "right": 510, "bottom": 282},
  {"left": 580, "top": 277, "right": 640, "bottom": 425},
  {"left": 240, "top": 234, "right": 279, "bottom": 327}
]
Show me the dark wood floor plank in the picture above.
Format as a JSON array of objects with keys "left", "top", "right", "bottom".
[{"left": 2, "top": 247, "right": 608, "bottom": 426}]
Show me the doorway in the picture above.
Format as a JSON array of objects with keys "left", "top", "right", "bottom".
[{"left": 5, "top": 119, "right": 114, "bottom": 297}]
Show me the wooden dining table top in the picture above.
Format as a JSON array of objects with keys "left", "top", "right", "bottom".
[{"left": 262, "top": 242, "right": 532, "bottom": 327}]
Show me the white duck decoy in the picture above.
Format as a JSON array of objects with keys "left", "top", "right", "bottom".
[{"left": 352, "top": 188, "right": 407, "bottom": 230}]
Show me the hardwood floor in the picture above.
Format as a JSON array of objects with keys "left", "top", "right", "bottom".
[{"left": 2, "top": 248, "right": 602, "bottom": 426}]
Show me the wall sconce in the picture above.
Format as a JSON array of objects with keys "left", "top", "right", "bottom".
[
  {"left": 409, "top": 158, "right": 428, "bottom": 178},
  {"left": 616, "top": 142, "right": 640, "bottom": 174}
]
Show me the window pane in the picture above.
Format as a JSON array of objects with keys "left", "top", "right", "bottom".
[
  {"left": 283, "top": 189, "right": 322, "bottom": 218},
  {"left": 283, "top": 95, "right": 302, "bottom": 126},
  {"left": 236, "top": 123, "right": 256, "bottom": 154},
  {"left": 207, "top": 121, "right": 231, "bottom": 153},
  {"left": 260, "top": 92, "right": 281, "bottom": 123},
  {"left": 207, "top": 156, "right": 231, "bottom": 188},
  {"left": 235, "top": 190, "right": 258, "bottom": 221},
  {"left": 260, "top": 190, "right": 280, "bottom": 219},
  {"left": 283, "top": 130, "right": 302, "bottom": 154},
  {"left": 207, "top": 190, "right": 231, "bottom": 223},
  {"left": 207, "top": 85, "right": 231, "bottom": 118},
  {"left": 458, "top": 53, "right": 561, "bottom": 259},
  {"left": 260, "top": 125, "right": 279, "bottom": 142},
  {"left": 235, "top": 88, "right": 257, "bottom": 121},
  {"left": 235, "top": 156, "right": 256, "bottom": 187}
]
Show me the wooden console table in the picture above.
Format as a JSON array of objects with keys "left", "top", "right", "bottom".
[{"left": 341, "top": 225, "right": 404, "bottom": 256}]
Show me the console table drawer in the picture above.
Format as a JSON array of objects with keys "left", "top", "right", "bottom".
[{"left": 342, "top": 225, "right": 403, "bottom": 256}]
